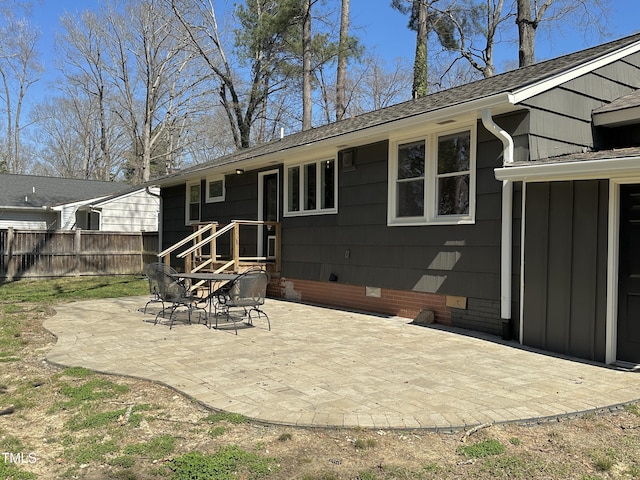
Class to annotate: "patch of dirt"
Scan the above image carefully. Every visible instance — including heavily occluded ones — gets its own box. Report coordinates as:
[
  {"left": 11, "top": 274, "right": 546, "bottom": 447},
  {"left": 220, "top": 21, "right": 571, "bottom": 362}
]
[{"left": 1, "top": 302, "right": 640, "bottom": 479}]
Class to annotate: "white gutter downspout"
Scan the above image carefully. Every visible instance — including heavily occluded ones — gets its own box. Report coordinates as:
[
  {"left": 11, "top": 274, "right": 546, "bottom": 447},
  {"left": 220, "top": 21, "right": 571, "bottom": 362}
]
[{"left": 481, "top": 109, "right": 514, "bottom": 339}]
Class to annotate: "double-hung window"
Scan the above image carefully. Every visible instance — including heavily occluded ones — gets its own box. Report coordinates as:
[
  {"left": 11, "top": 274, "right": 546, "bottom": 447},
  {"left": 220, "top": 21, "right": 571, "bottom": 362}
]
[
  {"left": 388, "top": 127, "right": 475, "bottom": 225},
  {"left": 186, "top": 181, "right": 201, "bottom": 224},
  {"left": 286, "top": 159, "right": 337, "bottom": 215}
]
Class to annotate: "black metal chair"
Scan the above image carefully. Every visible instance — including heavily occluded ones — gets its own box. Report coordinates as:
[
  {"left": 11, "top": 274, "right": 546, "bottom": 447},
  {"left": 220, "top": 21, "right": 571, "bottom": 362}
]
[
  {"left": 215, "top": 268, "right": 270, "bottom": 334},
  {"left": 142, "top": 262, "right": 166, "bottom": 313},
  {"left": 152, "top": 265, "right": 207, "bottom": 329}
]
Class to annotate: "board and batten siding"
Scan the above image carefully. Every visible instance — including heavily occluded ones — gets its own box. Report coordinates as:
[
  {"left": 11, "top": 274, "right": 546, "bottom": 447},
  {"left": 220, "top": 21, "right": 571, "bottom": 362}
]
[
  {"left": 522, "top": 180, "right": 609, "bottom": 362},
  {"left": 520, "top": 52, "right": 640, "bottom": 160}
]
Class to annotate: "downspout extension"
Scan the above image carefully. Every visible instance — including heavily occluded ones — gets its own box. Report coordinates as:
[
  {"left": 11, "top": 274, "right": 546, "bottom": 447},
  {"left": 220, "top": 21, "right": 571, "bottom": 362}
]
[{"left": 481, "top": 109, "right": 514, "bottom": 339}]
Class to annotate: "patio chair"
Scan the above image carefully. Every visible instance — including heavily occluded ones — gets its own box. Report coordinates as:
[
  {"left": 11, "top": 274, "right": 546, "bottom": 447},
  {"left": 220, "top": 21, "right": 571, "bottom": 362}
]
[
  {"left": 142, "top": 262, "right": 166, "bottom": 313},
  {"left": 215, "top": 268, "right": 270, "bottom": 334},
  {"left": 152, "top": 266, "right": 207, "bottom": 329}
]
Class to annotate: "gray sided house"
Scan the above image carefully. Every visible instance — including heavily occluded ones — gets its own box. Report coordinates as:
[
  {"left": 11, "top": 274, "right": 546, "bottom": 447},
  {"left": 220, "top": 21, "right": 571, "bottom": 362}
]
[
  {"left": 0, "top": 174, "right": 160, "bottom": 232},
  {"left": 155, "top": 33, "right": 640, "bottom": 366}
]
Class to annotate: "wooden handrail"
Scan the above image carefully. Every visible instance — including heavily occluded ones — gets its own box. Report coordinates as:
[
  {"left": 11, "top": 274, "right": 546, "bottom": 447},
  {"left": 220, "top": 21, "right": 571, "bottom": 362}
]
[
  {"left": 157, "top": 222, "right": 217, "bottom": 258},
  {"left": 177, "top": 222, "right": 236, "bottom": 258}
]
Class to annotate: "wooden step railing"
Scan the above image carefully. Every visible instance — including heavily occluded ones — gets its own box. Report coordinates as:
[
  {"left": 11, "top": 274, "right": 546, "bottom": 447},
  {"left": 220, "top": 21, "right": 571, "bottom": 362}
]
[{"left": 157, "top": 220, "right": 280, "bottom": 290}]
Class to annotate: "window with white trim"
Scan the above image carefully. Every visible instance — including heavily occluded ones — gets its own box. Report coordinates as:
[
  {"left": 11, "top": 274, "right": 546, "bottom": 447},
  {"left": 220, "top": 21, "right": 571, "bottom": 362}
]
[
  {"left": 205, "top": 176, "right": 225, "bottom": 203},
  {"left": 286, "top": 159, "right": 337, "bottom": 215},
  {"left": 389, "top": 128, "right": 475, "bottom": 225},
  {"left": 186, "top": 181, "right": 201, "bottom": 224}
]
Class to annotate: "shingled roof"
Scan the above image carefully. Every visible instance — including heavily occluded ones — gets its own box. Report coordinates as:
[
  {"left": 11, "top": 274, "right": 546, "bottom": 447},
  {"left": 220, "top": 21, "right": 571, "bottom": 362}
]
[
  {"left": 157, "top": 31, "right": 640, "bottom": 184},
  {"left": 0, "top": 174, "right": 129, "bottom": 208}
]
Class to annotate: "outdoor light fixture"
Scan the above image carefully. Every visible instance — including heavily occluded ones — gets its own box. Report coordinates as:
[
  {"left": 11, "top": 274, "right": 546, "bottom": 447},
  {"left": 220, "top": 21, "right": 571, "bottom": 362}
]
[{"left": 235, "top": 168, "right": 244, "bottom": 175}]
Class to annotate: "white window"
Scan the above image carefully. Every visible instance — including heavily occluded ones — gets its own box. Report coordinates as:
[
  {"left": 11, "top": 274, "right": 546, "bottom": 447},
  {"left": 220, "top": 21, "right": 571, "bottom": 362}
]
[
  {"left": 186, "top": 181, "right": 201, "bottom": 224},
  {"left": 285, "top": 159, "right": 337, "bottom": 215},
  {"left": 388, "top": 127, "right": 475, "bottom": 225},
  {"left": 206, "top": 176, "right": 225, "bottom": 203}
]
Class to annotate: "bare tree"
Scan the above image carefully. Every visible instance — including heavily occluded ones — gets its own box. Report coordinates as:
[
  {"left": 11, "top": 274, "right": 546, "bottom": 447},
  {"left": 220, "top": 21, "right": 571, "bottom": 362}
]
[
  {"left": 302, "top": 0, "right": 313, "bottom": 130},
  {"left": 335, "top": 0, "right": 350, "bottom": 119},
  {"left": 346, "top": 55, "right": 412, "bottom": 115},
  {"left": 517, "top": 0, "right": 610, "bottom": 67},
  {"left": 56, "top": 0, "right": 208, "bottom": 183},
  {"left": 0, "top": 13, "right": 41, "bottom": 173},
  {"left": 57, "top": 10, "right": 116, "bottom": 179},
  {"left": 169, "top": 0, "right": 303, "bottom": 149}
]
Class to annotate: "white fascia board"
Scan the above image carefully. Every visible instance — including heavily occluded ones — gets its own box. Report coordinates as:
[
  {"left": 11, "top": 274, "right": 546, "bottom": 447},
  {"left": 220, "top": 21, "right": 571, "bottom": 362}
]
[
  {"left": 593, "top": 107, "right": 640, "bottom": 127},
  {"left": 494, "top": 156, "right": 640, "bottom": 182},
  {"left": 511, "top": 40, "right": 640, "bottom": 104},
  {"left": 159, "top": 93, "right": 516, "bottom": 186},
  {"left": 0, "top": 205, "right": 52, "bottom": 212}
]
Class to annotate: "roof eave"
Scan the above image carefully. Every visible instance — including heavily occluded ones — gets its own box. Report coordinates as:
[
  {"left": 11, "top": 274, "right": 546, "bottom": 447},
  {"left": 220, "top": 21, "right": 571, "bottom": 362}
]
[
  {"left": 494, "top": 156, "right": 640, "bottom": 182},
  {"left": 155, "top": 92, "right": 516, "bottom": 188},
  {"left": 511, "top": 38, "right": 640, "bottom": 104}
]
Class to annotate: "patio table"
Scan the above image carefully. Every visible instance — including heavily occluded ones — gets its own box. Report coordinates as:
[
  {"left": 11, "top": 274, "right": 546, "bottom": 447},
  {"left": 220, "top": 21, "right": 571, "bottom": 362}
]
[{"left": 171, "top": 272, "right": 239, "bottom": 328}]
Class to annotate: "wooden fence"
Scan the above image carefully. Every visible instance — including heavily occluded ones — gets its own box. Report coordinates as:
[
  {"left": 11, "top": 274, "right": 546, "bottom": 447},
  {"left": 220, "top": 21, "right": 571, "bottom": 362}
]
[{"left": 0, "top": 228, "right": 158, "bottom": 280}]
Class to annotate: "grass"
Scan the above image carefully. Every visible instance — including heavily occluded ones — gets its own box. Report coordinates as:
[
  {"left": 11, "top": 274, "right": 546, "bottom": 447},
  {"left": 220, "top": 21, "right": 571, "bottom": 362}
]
[
  {"left": 123, "top": 434, "right": 177, "bottom": 460},
  {"left": 168, "top": 446, "right": 278, "bottom": 480},
  {"left": 3, "top": 275, "right": 640, "bottom": 479},
  {"left": 0, "top": 275, "right": 148, "bottom": 303},
  {"left": 204, "top": 411, "right": 250, "bottom": 425},
  {"left": 457, "top": 439, "right": 506, "bottom": 458}
]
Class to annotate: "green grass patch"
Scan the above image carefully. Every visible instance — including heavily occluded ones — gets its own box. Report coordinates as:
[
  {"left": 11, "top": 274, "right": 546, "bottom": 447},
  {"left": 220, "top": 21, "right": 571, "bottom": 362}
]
[
  {"left": 209, "top": 426, "right": 226, "bottom": 437},
  {"left": 457, "top": 439, "right": 506, "bottom": 458},
  {"left": 109, "top": 455, "right": 136, "bottom": 468},
  {"left": 64, "top": 435, "right": 120, "bottom": 464},
  {"left": 278, "top": 432, "right": 293, "bottom": 442},
  {"left": 354, "top": 438, "right": 377, "bottom": 450},
  {"left": 203, "top": 411, "right": 249, "bottom": 425},
  {"left": 66, "top": 404, "right": 151, "bottom": 431},
  {"left": 623, "top": 403, "right": 640, "bottom": 416},
  {"left": 124, "top": 434, "right": 176, "bottom": 460},
  {"left": 60, "top": 366, "right": 94, "bottom": 378},
  {"left": 0, "top": 462, "right": 37, "bottom": 480},
  {"left": 168, "top": 446, "right": 278, "bottom": 480},
  {"left": 590, "top": 448, "right": 617, "bottom": 471},
  {"left": 56, "top": 378, "right": 129, "bottom": 409},
  {"left": 66, "top": 408, "right": 128, "bottom": 431},
  {"left": 0, "top": 276, "right": 148, "bottom": 304}
]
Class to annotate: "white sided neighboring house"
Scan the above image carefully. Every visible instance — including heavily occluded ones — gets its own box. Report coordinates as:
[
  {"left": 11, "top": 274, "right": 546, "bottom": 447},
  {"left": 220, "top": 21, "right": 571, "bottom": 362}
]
[{"left": 0, "top": 174, "right": 159, "bottom": 232}]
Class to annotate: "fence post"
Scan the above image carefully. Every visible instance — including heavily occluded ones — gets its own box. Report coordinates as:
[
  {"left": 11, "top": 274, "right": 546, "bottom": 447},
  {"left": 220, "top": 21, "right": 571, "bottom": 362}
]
[
  {"left": 6, "top": 227, "right": 16, "bottom": 281},
  {"left": 75, "top": 229, "right": 82, "bottom": 276}
]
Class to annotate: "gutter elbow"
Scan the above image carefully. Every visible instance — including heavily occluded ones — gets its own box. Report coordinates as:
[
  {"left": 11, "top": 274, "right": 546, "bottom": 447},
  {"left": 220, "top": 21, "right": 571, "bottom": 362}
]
[{"left": 482, "top": 108, "right": 514, "bottom": 165}]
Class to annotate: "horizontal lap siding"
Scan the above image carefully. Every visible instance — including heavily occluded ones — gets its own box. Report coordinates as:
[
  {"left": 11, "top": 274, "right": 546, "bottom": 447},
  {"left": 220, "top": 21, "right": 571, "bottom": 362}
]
[
  {"left": 522, "top": 52, "right": 640, "bottom": 160},
  {"left": 278, "top": 115, "right": 519, "bottom": 330}
]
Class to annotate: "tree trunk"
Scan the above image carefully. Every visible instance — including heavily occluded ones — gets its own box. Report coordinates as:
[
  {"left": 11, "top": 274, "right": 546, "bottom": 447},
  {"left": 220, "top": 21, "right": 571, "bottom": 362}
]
[
  {"left": 516, "top": 0, "right": 536, "bottom": 67},
  {"left": 302, "top": 0, "right": 312, "bottom": 130},
  {"left": 412, "top": 0, "right": 428, "bottom": 98},
  {"left": 335, "top": 0, "right": 350, "bottom": 121}
]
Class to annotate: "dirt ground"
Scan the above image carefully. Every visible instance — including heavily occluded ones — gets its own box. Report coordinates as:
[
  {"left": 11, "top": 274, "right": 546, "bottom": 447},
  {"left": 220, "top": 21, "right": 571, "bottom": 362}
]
[{"left": 1, "top": 302, "right": 640, "bottom": 479}]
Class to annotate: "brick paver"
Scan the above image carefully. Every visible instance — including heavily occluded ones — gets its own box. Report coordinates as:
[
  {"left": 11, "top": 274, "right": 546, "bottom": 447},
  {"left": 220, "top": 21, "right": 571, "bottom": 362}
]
[{"left": 43, "top": 296, "right": 640, "bottom": 431}]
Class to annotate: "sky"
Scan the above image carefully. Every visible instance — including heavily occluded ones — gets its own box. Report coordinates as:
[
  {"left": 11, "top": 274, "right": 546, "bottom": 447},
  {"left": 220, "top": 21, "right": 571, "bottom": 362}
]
[{"left": 23, "top": 0, "right": 640, "bottom": 107}]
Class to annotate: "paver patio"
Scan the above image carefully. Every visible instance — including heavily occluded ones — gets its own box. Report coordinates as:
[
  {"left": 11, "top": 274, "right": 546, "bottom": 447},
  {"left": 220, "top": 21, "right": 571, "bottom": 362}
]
[{"left": 43, "top": 296, "right": 640, "bottom": 430}]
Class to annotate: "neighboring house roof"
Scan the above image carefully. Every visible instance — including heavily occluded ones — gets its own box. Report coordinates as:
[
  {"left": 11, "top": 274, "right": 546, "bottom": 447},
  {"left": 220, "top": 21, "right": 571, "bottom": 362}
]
[
  {"left": 0, "top": 174, "right": 130, "bottom": 209},
  {"left": 155, "top": 32, "right": 640, "bottom": 186}
]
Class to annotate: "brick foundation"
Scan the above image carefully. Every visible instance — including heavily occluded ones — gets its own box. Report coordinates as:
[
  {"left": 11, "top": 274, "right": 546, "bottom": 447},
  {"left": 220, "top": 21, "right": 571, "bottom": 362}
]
[{"left": 267, "top": 275, "right": 452, "bottom": 324}]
